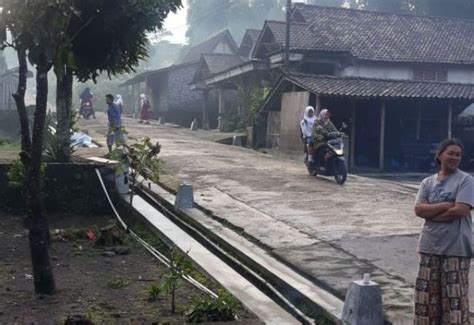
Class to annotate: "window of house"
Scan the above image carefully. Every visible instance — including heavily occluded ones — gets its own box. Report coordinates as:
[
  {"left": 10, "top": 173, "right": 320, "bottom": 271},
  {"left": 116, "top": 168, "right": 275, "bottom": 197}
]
[{"left": 413, "top": 68, "right": 447, "bottom": 82}]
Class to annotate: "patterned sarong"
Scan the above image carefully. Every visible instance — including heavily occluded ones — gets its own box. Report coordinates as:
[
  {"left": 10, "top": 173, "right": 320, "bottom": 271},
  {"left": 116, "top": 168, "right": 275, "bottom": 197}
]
[{"left": 414, "top": 253, "right": 471, "bottom": 324}]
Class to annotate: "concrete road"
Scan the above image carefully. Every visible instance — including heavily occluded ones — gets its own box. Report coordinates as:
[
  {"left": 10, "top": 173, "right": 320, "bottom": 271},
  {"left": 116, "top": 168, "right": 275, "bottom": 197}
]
[{"left": 77, "top": 114, "right": 473, "bottom": 324}]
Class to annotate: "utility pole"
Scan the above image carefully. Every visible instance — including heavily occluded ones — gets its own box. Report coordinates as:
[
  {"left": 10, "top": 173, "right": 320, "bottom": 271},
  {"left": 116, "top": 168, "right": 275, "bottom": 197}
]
[{"left": 285, "top": 0, "right": 291, "bottom": 72}]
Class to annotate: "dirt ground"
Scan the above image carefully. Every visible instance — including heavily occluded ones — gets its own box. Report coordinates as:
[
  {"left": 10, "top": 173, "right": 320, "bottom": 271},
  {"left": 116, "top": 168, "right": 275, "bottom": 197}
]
[{"left": 0, "top": 212, "right": 257, "bottom": 324}]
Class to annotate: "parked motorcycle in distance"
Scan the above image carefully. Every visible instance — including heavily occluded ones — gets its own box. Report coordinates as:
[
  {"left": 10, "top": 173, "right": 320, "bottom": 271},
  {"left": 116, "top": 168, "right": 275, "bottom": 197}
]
[{"left": 305, "top": 123, "right": 348, "bottom": 185}]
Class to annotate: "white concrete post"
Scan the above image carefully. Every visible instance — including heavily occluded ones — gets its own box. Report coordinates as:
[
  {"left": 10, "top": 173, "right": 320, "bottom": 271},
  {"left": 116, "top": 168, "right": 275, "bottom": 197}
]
[
  {"left": 342, "top": 274, "right": 384, "bottom": 325},
  {"left": 175, "top": 183, "right": 194, "bottom": 209}
]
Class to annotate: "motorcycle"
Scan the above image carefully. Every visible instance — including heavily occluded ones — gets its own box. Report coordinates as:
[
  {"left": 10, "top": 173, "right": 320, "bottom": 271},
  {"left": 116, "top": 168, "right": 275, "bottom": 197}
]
[
  {"left": 305, "top": 125, "right": 348, "bottom": 185},
  {"left": 79, "top": 100, "right": 95, "bottom": 120}
]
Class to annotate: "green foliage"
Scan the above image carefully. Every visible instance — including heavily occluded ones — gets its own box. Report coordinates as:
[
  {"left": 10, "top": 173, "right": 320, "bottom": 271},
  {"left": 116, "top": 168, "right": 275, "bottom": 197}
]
[
  {"left": 42, "top": 112, "right": 74, "bottom": 163},
  {"left": 186, "top": 289, "right": 238, "bottom": 323},
  {"left": 238, "top": 86, "right": 270, "bottom": 127},
  {"left": 107, "top": 277, "right": 130, "bottom": 289},
  {"left": 7, "top": 159, "right": 26, "bottom": 189},
  {"left": 111, "top": 136, "right": 161, "bottom": 203},
  {"left": 7, "top": 159, "right": 46, "bottom": 189},
  {"left": 160, "top": 247, "right": 195, "bottom": 314},
  {"left": 69, "top": 0, "right": 182, "bottom": 82},
  {"left": 147, "top": 283, "right": 161, "bottom": 302}
]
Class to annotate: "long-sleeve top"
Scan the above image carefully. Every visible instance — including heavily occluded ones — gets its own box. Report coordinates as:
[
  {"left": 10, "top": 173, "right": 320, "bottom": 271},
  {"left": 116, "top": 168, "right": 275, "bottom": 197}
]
[{"left": 312, "top": 119, "right": 338, "bottom": 149}]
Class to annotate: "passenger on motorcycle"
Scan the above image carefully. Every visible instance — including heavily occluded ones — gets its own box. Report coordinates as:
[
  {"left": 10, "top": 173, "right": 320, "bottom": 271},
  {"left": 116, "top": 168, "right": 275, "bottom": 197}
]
[
  {"left": 312, "top": 109, "right": 339, "bottom": 169},
  {"left": 300, "top": 106, "right": 317, "bottom": 167}
]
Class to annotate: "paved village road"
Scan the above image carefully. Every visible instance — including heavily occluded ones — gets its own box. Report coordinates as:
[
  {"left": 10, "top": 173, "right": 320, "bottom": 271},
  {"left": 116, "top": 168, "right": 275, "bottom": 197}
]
[{"left": 78, "top": 114, "right": 474, "bottom": 324}]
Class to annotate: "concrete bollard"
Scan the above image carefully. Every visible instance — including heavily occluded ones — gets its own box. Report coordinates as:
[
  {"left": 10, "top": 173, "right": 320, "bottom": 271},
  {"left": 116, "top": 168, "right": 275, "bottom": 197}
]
[
  {"left": 175, "top": 183, "right": 194, "bottom": 209},
  {"left": 232, "top": 135, "right": 242, "bottom": 146},
  {"left": 190, "top": 118, "right": 198, "bottom": 131},
  {"left": 115, "top": 164, "right": 129, "bottom": 195},
  {"left": 342, "top": 274, "right": 384, "bottom": 325}
]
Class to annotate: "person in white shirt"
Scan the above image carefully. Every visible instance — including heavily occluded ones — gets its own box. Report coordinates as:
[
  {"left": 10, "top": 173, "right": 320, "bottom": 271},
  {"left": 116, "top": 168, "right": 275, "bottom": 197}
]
[{"left": 300, "top": 106, "right": 317, "bottom": 167}]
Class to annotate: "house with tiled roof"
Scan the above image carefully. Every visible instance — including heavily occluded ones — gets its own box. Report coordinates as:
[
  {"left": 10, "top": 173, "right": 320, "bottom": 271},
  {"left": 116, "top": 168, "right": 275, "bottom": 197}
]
[
  {"left": 189, "top": 28, "right": 274, "bottom": 131},
  {"left": 119, "top": 30, "right": 239, "bottom": 126},
  {"left": 254, "top": 4, "right": 474, "bottom": 172}
]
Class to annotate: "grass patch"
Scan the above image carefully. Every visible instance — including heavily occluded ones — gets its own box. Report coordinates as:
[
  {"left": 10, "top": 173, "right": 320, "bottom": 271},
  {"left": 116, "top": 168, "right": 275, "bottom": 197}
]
[{"left": 107, "top": 277, "right": 130, "bottom": 289}]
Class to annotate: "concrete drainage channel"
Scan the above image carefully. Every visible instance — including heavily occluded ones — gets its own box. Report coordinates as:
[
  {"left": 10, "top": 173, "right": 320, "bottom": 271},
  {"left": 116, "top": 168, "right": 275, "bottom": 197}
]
[{"left": 97, "top": 166, "right": 385, "bottom": 324}]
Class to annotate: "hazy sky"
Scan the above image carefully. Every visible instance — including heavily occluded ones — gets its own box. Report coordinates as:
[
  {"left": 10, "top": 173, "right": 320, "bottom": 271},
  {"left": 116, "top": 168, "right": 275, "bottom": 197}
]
[
  {"left": 161, "top": 0, "right": 189, "bottom": 44},
  {"left": 161, "top": 0, "right": 311, "bottom": 44}
]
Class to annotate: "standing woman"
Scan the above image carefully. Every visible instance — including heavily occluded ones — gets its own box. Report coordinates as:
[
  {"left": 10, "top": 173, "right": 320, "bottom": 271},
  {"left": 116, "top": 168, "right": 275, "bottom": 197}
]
[
  {"left": 139, "top": 94, "right": 150, "bottom": 124},
  {"left": 115, "top": 94, "right": 124, "bottom": 114},
  {"left": 414, "top": 138, "right": 474, "bottom": 324}
]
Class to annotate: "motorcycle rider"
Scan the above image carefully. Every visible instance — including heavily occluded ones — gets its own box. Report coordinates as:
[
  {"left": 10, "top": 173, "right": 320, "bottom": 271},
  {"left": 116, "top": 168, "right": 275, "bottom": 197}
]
[
  {"left": 312, "top": 109, "right": 339, "bottom": 169},
  {"left": 79, "top": 87, "right": 96, "bottom": 119},
  {"left": 300, "top": 106, "right": 317, "bottom": 168}
]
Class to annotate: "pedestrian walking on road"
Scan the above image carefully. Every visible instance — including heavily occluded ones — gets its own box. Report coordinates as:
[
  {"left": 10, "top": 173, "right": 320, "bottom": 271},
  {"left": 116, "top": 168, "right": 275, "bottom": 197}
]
[
  {"left": 139, "top": 93, "right": 150, "bottom": 124},
  {"left": 105, "top": 94, "right": 123, "bottom": 153},
  {"left": 414, "top": 138, "right": 474, "bottom": 324}
]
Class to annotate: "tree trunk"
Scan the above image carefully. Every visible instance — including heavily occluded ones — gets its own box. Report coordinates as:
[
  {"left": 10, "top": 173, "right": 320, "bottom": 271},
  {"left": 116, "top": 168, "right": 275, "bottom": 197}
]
[
  {"left": 26, "top": 63, "right": 55, "bottom": 295},
  {"left": 12, "top": 46, "right": 31, "bottom": 163},
  {"left": 56, "top": 67, "right": 73, "bottom": 163}
]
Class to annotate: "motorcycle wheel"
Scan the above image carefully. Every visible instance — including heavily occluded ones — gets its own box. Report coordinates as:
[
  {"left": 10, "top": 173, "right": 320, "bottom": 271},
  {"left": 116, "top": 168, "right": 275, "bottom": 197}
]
[{"left": 334, "top": 160, "right": 347, "bottom": 185}]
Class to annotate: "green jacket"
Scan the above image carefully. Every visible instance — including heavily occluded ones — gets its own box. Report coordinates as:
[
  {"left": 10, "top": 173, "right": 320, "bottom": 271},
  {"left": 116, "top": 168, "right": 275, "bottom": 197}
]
[{"left": 312, "top": 119, "right": 338, "bottom": 149}]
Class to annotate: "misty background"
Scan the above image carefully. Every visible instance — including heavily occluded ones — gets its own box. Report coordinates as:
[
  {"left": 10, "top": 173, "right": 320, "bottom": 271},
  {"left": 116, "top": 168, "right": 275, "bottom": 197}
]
[{"left": 0, "top": 0, "right": 472, "bottom": 110}]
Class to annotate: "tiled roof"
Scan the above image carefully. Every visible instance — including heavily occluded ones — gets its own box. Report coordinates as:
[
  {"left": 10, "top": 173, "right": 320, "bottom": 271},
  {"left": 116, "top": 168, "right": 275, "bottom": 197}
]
[
  {"left": 181, "top": 30, "right": 239, "bottom": 63},
  {"left": 244, "top": 29, "right": 261, "bottom": 44},
  {"left": 202, "top": 54, "right": 245, "bottom": 75},
  {"left": 263, "top": 21, "right": 320, "bottom": 50},
  {"left": 286, "top": 73, "right": 474, "bottom": 99},
  {"left": 258, "top": 4, "right": 474, "bottom": 64}
]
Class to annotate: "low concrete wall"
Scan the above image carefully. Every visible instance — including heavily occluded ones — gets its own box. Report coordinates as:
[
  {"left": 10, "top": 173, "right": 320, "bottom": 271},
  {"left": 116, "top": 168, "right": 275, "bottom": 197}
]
[{"left": 0, "top": 163, "right": 113, "bottom": 215}]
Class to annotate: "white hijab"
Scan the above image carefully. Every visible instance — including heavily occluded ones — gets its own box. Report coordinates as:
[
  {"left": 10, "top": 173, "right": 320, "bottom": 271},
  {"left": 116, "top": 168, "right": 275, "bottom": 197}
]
[
  {"left": 115, "top": 94, "right": 123, "bottom": 106},
  {"left": 304, "top": 106, "right": 316, "bottom": 124}
]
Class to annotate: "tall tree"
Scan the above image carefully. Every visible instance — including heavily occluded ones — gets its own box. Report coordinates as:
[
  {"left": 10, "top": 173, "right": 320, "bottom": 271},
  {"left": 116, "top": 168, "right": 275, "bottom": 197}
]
[
  {"left": 0, "top": 0, "right": 77, "bottom": 295},
  {"left": 54, "top": 0, "right": 182, "bottom": 162},
  {"left": 0, "top": 0, "right": 182, "bottom": 295}
]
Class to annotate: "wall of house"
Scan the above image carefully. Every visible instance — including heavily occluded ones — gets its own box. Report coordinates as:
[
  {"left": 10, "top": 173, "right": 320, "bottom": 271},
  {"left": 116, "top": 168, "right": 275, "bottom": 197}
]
[
  {"left": 266, "top": 111, "right": 280, "bottom": 148},
  {"left": 166, "top": 63, "right": 204, "bottom": 125},
  {"left": 340, "top": 63, "right": 413, "bottom": 80},
  {"left": 448, "top": 68, "right": 474, "bottom": 84},
  {"left": 279, "top": 91, "right": 310, "bottom": 153},
  {"left": 341, "top": 63, "right": 474, "bottom": 84},
  {"left": 147, "top": 73, "right": 169, "bottom": 120},
  {"left": 0, "top": 75, "right": 18, "bottom": 111}
]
